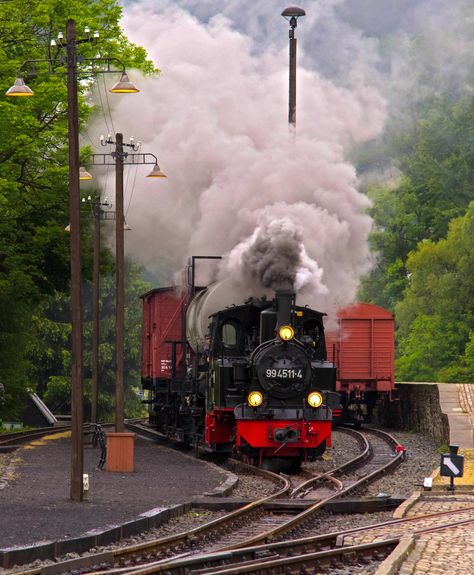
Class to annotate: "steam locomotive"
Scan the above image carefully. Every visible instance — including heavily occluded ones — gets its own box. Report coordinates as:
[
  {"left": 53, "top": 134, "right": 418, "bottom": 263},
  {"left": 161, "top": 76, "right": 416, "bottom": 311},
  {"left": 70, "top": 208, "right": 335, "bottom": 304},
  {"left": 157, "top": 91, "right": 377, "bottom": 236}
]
[{"left": 141, "top": 259, "right": 340, "bottom": 472}]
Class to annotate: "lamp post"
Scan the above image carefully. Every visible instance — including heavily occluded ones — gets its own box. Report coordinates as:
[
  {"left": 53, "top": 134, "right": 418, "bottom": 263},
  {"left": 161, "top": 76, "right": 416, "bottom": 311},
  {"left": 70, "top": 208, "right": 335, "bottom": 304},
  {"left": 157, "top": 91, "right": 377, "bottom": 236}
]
[
  {"left": 66, "top": 18, "right": 84, "bottom": 502},
  {"left": 281, "top": 6, "right": 306, "bottom": 127},
  {"left": 6, "top": 18, "right": 139, "bottom": 501},
  {"left": 78, "top": 191, "right": 132, "bottom": 427},
  {"left": 85, "top": 136, "right": 166, "bottom": 434},
  {"left": 91, "top": 196, "right": 101, "bottom": 426},
  {"left": 114, "top": 132, "right": 126, "bottom": 432}
]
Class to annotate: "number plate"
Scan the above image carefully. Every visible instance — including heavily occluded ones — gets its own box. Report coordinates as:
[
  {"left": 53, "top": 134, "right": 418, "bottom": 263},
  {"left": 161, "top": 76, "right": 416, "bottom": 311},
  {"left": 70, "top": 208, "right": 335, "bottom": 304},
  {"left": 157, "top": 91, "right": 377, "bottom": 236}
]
[{"left": 265, "top": 368, "right": 304, "bottom": 379}]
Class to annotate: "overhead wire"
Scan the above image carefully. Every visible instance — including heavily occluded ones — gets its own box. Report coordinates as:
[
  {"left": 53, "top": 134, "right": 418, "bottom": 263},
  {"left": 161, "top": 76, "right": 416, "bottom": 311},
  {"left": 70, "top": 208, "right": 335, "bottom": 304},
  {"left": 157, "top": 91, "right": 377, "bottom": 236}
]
[
  {"left": 86, "top": 74, "right": 143, "bottom": 220},
  {"left": 82, "top": 128, "right": 98, "bottom": 148},
  {"left": 94, "top": 76, "right": 117, "bottom": 208},
  {"left": 95, "top": 75, "right": 112, "bottom": 136},
  {"left": 125, "top": 161, "right": 139, "bottom": 217},
  {"left": 101, "top": 73, "right": 116, "bottom": 136}
]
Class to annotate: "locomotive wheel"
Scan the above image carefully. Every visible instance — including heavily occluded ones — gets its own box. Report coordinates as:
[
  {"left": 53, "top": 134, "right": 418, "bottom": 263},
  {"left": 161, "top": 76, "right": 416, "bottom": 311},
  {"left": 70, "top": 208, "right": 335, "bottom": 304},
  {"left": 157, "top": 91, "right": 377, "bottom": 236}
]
[{"left": 261, "top": 456, "right": 301, "bottom": 474}]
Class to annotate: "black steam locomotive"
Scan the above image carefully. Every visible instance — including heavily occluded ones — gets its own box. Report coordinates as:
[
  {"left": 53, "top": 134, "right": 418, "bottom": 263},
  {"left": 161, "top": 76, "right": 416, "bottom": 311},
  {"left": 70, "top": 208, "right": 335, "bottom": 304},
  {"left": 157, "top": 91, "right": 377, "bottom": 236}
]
[{"left": 141, "top": 261, "right": 340, "bottom": 472}]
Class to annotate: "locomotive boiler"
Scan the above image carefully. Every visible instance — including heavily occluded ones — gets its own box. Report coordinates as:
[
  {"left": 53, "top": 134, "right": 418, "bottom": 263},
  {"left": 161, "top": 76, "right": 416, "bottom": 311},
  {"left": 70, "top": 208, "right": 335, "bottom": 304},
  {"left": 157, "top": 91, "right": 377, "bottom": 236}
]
[{"left": 141, "top": 263, "right": 340, "bottom": 472}]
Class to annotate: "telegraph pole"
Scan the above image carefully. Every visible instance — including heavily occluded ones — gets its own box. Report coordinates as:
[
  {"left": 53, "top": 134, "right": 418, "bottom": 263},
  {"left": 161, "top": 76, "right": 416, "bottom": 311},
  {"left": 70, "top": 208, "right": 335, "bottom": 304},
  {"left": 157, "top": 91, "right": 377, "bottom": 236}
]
[
  {"left": 91, "top": 199, "right": 101, "bottom": 425},
  {"left": 89, "top": 137, "right": 165, "bottom": 435},
  {"left": 66, "top": 18, "right": 84, "bottom": 502},
  {"left": 115, "top": 133, "right": 125, "bottom": 433}
]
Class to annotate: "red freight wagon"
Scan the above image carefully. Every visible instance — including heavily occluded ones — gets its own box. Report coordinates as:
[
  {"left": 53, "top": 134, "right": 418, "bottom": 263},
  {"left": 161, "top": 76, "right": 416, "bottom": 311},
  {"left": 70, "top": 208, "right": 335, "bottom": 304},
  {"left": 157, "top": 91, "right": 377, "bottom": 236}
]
[
  {"left": 325, "top": 303, "right": 395, "bottom": 422},
  {"left": 141, "top": 287, "right": 187, "bottom": 391}
]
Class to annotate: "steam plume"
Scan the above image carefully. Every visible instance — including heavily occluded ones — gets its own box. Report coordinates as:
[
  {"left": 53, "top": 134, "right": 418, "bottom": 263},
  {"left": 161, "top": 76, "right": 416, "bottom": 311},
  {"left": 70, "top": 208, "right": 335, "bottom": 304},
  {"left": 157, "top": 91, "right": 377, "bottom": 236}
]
[{"left": 88, "top": 2, "right": 387, "bottom": 314}]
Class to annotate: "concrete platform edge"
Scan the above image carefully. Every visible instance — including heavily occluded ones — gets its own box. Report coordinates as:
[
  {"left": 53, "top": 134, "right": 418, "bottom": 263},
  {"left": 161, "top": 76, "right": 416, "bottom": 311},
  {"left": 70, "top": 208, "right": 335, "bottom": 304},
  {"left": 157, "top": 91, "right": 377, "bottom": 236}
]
[
  {"left": 0, "top": 503, "right": 188, "bottom": 570},
  {"left": 203, "top": 471, "right": 239, "bottom": 496},
  {"left": 392, "top": 489, "right": 421, "bottom": 519},
  {"left": 374, "top": 535, "right": 415, "bottom": 575}
]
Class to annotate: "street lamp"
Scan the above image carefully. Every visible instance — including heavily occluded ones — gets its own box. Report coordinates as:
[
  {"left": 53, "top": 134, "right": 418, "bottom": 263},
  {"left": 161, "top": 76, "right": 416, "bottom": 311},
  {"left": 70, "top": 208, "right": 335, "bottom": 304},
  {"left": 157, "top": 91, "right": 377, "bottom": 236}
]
[
  {"left": 5, "top": 18, "right": 139, "bottom": 502},
  {"left": 84, "top": 134, "right": 166, "bottom": 436},
  {"left": 79, "top": 167, "right": 93, "bottom": 180},
  {"left": 146, "top": 163, "right": 167, "bottom": 178},
  {"left": 110, "top": 73, "right": 140, "bottom": 94},
  {"left": 281, "top": 6, "right": 306, "bottom": 127},
  {"left": 5, "top": 77, "right": 34, "bottom": 97}
]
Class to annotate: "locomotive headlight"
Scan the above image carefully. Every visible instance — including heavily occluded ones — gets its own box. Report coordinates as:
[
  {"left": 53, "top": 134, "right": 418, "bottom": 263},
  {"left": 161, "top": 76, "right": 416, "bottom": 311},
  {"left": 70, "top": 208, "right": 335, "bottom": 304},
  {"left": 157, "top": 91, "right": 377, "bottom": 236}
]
[
  {"left": 278, "top": 325, "right": 295, "bottom": 341},
  {"left": 308, "top": 391, "right": 323, "bottom": 408},
  {"left": 247, "top": 391, "right": 264, "bottom": 407}
]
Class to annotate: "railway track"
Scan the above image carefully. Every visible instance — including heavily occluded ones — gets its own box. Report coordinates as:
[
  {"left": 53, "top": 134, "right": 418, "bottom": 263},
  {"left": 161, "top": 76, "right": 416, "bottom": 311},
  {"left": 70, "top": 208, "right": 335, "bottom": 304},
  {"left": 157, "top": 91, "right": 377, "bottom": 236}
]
[
  {"left": 210, "top": 426, "right": 404, "bottom": 550},
  {"left": 90, "top": 506, "right": 474, "bottom": 575},
  {"left": 7, "top": 424, "right": 407, "bottom": 575},
  {"left": 0, "top": 421, "right": 120, "bottom": 453},
  {"left": 0, "top": 425, "right": 72, "bottom": 449}
]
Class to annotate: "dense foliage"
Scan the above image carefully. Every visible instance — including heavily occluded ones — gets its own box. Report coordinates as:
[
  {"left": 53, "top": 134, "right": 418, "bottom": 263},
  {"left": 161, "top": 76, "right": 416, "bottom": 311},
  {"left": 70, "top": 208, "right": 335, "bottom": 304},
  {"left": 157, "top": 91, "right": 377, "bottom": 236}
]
[
  {"left": 393, "top": 202, "right": 474, "bottom": 382},
  {"left": 360, "top": 88, "right": 474, "bottom": 383},
  {"left": 32, "top": 260, "right": 151, "bottom": 419},
  {"left": 0, "top": 0, "right": 154, "bottom": 421}
]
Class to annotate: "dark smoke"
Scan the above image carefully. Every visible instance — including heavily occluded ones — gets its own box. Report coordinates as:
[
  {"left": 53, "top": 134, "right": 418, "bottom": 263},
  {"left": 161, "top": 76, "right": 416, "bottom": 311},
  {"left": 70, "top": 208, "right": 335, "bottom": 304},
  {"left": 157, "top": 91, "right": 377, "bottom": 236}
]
[
  {"left": 223, "top": 216, "right": 328, "bottom": 298},
  {"left": 240, "top": 219, "right": 305, "bottom": 291}
]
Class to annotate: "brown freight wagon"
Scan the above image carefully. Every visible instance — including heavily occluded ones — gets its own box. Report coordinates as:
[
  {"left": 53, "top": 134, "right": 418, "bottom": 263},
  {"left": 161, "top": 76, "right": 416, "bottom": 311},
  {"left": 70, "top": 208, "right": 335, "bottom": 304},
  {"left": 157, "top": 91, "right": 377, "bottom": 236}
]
[
  {"left": 141, "top": 288, "right": 188, "bottom": 425},
  {"left": 325, "top": 302, "right": 395, "bottom": 421}
]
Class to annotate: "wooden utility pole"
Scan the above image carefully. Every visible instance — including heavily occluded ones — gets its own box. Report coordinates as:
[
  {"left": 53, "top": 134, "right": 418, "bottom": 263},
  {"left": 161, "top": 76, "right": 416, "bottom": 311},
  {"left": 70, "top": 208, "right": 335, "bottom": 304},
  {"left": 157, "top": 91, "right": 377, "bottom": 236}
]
[
  {"left": 67, "top": 18, "right": 84, "bottom": 502},
  {"left": 115, "top": 133, "right": 125, "bottom": 432},
  {"left": 91, "top": 200, "right": 100, "bottom": 425}
]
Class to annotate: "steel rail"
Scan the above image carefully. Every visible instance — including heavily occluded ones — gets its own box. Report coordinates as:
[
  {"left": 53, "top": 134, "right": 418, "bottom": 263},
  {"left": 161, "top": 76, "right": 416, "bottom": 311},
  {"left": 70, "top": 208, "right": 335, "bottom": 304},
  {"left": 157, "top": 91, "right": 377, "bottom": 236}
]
[
  {"left": 215, "top": 426, "right": 403, "bottom": 550},
  {"left": 7, "top": 425, "right": 398, "bottom": 575},
  {"left": 110, "top": 507, "right": 474, "bottom": 575},
  {"left": 0, "top": 420, "right": 122, "bottom": 447},
  {"left": 107, "top": 459, "right": 291, "bottom": 567},
  {"left": 290, "top": 426, "right": 370, "bottom": 497},
  {"left": 189, "top": 517, "right": 474, "bottom": 575},
  {"left": 0, "top": 425, "right": 72, "bottom": 446}
]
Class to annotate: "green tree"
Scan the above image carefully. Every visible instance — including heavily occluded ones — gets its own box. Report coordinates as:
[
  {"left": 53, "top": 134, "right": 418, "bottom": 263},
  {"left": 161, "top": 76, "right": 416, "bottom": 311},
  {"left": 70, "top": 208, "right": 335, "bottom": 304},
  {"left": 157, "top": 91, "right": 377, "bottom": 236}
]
[
  {"left": 359, "top": 177, "right": 428, "bottom": 309},
  {"left": 360, "top": 93, "right": 474, "bottom": 312},
  {"left": 395, "top": 203, "right": 474, "bottom": 382},
  {"left": 34, "top": 260, "right": 151, "bottom": 420},
  {"left": 0, "top": 0, "right": 155, "bottom": 420}
]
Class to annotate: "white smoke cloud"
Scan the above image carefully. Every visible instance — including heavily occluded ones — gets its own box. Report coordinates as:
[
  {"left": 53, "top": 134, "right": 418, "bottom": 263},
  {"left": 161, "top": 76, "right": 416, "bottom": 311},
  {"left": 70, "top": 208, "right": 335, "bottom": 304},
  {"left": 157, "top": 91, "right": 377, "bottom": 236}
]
[{"left": 89, "top": 1, "right": 386, "bottom": 315}]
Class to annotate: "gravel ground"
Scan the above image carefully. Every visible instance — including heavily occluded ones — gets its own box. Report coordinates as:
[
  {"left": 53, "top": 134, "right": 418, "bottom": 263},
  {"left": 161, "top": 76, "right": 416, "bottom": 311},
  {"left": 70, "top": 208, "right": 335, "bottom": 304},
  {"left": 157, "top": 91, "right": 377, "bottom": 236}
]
[
  {"left": 297, "top": 427, "right": 440, "bottom": 540},
  {"left": 328, "top": 560, "right": 382, "bottom": 575},
  {"left": 305, "top": 428, "right": 363, "bottom": 473},
  {"left": 98, "top": 508, "right": 228, "bottom": 550},
  {"left": 224, "top": 466, "right": 277, "bottom": 498},
  {"left": 306, "top": 427, "right": 440, "bottom": 499},
  {"left": 364, "top": 429, "right": 439, "bottom": 498}
]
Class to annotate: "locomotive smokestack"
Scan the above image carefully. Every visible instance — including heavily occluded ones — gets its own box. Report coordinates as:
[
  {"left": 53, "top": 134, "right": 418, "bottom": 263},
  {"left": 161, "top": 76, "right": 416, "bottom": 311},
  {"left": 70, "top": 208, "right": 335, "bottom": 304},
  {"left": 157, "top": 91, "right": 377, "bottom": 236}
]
[{"left": 276, "top": 290, "right": 295, "bottom": 327}]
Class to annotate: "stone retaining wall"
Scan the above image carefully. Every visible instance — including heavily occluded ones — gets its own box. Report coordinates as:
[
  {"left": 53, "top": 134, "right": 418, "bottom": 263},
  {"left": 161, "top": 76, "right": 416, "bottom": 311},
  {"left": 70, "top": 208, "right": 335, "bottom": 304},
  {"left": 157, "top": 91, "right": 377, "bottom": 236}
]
[{"left": 375, "top": 383, "right": 449, "bottom": 445}]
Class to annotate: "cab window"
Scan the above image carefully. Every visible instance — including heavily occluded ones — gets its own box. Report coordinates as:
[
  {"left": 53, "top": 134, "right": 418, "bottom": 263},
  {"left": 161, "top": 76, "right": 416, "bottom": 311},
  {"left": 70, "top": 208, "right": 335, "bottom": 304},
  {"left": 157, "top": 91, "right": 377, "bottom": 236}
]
[{"left": 221, "top": 321, "right": 238, "bottom": 348}]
